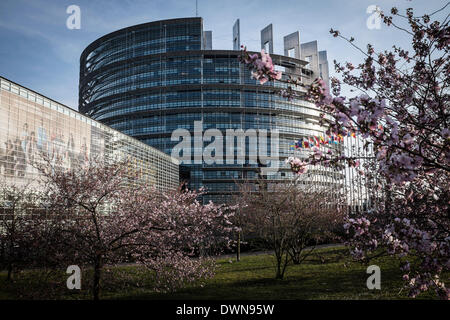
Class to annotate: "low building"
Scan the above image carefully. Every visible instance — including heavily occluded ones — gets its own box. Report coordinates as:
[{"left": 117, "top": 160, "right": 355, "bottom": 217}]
[{"left": 0, "top": 76, "right": 179, "bottom": 190}]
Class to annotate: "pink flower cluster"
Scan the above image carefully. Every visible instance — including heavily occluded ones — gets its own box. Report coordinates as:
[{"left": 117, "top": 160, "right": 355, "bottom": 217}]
[
  {"left": 344, "top": 171, "right": 449, "bottom": 299},
  {"left": 21, "top": 159, "right": 239, "bottom": 298},
  {"left": 240, "top": 46, "right": 282, "bottom": 84},
  {"left": 239, "top": 4, "right": 450, "bottom": 299},
  {"left": 285, "top": 157, "right": 308, "bottom": 174}
]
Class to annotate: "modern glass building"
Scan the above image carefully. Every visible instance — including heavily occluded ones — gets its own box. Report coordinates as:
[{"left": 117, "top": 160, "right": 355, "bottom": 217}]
[
  {"left": 79, "top": 17, "right": 344, "bottom": 202},
  {"left": 0, "top": 76, "right": 179, "bottom": 191}
]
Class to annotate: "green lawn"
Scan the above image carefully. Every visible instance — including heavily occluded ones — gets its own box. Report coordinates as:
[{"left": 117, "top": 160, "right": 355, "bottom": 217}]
[{"left": 0, "top": 246, "right": 447, "bottom": 300}]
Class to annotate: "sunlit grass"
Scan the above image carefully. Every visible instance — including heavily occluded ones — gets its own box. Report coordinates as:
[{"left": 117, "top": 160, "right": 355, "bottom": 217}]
[{"left": 0, "top": 246, "right": 447, "bottom": 300}]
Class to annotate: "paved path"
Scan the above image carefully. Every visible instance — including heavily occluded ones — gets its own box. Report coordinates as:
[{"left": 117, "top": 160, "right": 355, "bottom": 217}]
[{"left": 217, "top": 243, "right": 344, "bottom": 260}]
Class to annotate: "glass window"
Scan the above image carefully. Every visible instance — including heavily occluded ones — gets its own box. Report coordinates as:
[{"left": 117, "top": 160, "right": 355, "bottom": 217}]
[{"left": 288, "top": 48, "right": 295, "bottom": 58}]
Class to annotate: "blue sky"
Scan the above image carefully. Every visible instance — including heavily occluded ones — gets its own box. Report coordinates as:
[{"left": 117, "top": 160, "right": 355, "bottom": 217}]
[{"left": 0, "top": 0, "right": 447, "bottom": 109}]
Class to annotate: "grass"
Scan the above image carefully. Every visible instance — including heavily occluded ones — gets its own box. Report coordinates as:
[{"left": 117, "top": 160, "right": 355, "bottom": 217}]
[{"left": 0, "top": 246, "right": 447, "bottom": 300}]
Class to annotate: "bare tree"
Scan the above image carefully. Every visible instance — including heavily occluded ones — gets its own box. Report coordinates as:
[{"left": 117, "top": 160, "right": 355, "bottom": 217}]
[
  {"left": 238, "top": 177, "right": 344, "bottom": 279},
  {"left": 0, "top": 183, "right": 42, "bottom": 281}
]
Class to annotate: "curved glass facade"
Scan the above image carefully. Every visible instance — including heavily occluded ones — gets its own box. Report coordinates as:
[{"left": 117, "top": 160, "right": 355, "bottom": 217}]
[{"left": 79, "top": 17, "right": 344, "bottom": 203}]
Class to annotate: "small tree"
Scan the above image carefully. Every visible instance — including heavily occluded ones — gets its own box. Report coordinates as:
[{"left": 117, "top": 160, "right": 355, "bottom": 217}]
[
  {"left": 35, "top": 158, "right": 236, "bottom": 299},
  {"left": 238, "top": 178, "right": 344, "bottom": 279},
  {"left": 130, "top": 187, "right": 237, "bottom": 292},
  {"left": 0, "top": 184, "right": 42, "bottom": 281}
]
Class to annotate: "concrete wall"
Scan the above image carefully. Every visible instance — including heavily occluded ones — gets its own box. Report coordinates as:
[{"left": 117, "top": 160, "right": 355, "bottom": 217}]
[
  {"left": 233, "top": 19, "right": 240, "bottom": 50},
  {"left": 319, "top": 50, "right": 330, "bottom": 89},
  {"left": 204, "top": 31, "right": 212, "bottom": 50},
  {"left": 300, "top": 41, "right": 319, "bottom": 76},
  {"left": 283, "top": 31, "right": 300, "bottom": 59},
  {"left": 260, "top": 24, "right": 273, "bottom": 53}
]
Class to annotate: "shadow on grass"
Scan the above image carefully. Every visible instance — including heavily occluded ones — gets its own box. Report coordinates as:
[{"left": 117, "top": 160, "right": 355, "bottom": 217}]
[
  {"left": 1, "top": 246, "right": 447, "bottom": 300},
  {"left": 121, "top": 255, "right": 408, "bottom": 300}
]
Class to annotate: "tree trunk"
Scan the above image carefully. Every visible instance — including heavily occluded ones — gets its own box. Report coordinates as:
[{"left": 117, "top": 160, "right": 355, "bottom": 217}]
[
  {"left": 7, "top": 240, "right": 14, "bottom": 281},
  {"left": 93, "top": 256, "right": 102, "bottom": 301},
  {"left": 275, "top": 256, "right": 284, "bottom": 280},
  {"left": 290, "top": 249, "right": 302, "bottom": 265},
  {"left": 7, "top": 263, "right": 12, "bottom": 281},
  {"left": 236, "top": 232, "right": 241, "bottom": 262},
  {"left": 275, "top": 253, "right": 289, "bottom": 279},
  {"left": 275, "top": 265, "right": 284, "bottom": 279}
]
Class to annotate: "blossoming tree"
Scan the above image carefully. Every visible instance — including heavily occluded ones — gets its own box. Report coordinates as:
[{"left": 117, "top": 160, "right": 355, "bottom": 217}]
[
  {"left": 239, "top": 5, "right": 449, "bottom": 299},
  {"left": 0, "top": 184, "right": 42, "bottom": 281},
  {"left": 34, "top": 158, "right": 236, "bottom": 300}
]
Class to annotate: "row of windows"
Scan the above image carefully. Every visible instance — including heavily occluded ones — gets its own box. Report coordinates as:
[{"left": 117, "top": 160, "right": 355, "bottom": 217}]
[
  {"left": 108, "top": 112, "right": 307, "bottom": 126},
  {"left": 203, "top": 170, "right": 259, "bottom": 179},
  {"left": 93, "top": 101, "right": 321, "bottom": 121},
  {"left": 0, "top": 78, "right": 179, "bottom": 191},
  {"left": 82, "top": 59, "right": 301, "bottom": 102},
  {"left": 112, "top": 122, "right": 324, "bottom": 137},
  {"left": 86, "top": 82, "right": 315, "bottom": 114},
  {"left": 89, "top": 89, "right": 315, "bottom": 114},
  {"left": 85, "top": 23, "right": 202, "bottom": 72},
  {"left": 81, "top": 57, "right": 267, "bottom": 104}
]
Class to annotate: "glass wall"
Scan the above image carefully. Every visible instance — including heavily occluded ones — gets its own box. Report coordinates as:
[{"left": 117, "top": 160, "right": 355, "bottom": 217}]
[
  {"left": 0, "top": 77, "right": 179, "bottom": 191},
  {"left": 79, "top": 18, "right": 344, "bottom": 203}
]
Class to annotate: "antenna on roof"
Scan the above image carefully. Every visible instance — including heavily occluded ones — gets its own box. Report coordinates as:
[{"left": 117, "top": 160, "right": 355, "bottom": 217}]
[{"left": 196, "top": 0, "right": 198, "bottom": 17}]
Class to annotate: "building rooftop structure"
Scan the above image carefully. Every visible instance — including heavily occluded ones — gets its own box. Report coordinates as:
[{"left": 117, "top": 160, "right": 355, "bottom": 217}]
[{"left": 78, "top": 17, "right": 340, "bottom": 203}]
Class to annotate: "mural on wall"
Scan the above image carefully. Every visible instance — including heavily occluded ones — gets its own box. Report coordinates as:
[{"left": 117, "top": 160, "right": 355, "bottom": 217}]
[
  {"left": 0, "top": 90, "right": 108, "bottom": 183},
  {"left": 0, "top": 83, "right": 176, "bottom": 190}
]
